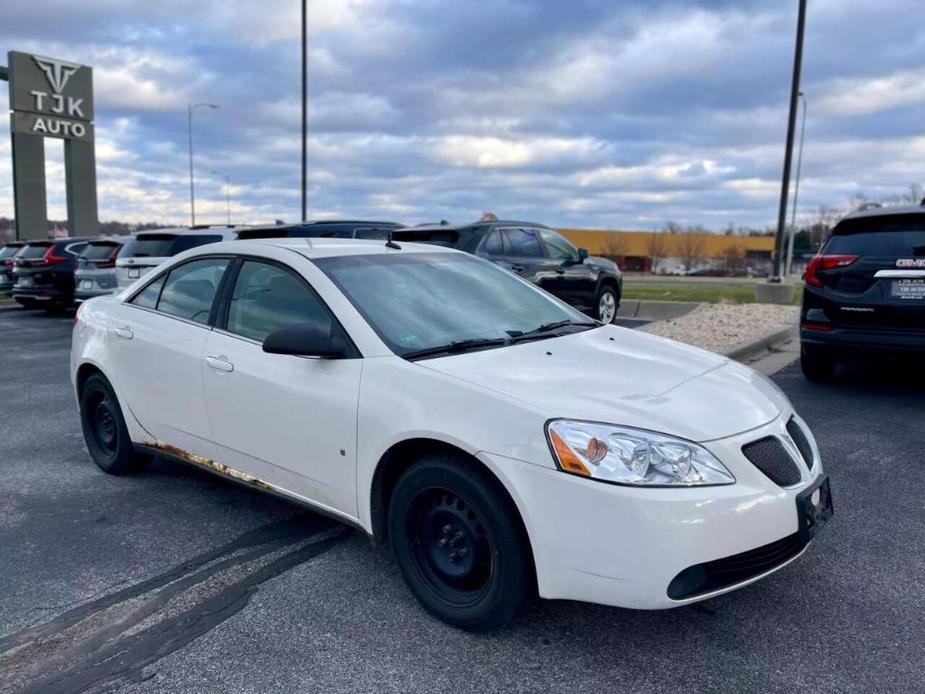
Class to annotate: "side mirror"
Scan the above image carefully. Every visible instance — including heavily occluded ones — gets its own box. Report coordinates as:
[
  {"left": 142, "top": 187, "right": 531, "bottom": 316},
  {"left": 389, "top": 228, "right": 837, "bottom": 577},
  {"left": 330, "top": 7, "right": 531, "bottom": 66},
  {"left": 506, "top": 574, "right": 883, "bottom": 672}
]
[
  {"left": 262, "top": 321, "right": 348, "bottom": 359},
  {"left": 578, "top": 248, "right": 589, "bottom": 262}
]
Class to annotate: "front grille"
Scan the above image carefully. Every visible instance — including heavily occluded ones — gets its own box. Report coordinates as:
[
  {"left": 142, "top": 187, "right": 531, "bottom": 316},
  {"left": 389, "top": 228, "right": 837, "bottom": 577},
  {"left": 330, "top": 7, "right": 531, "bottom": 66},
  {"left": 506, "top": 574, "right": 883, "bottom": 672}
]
[
  {"left": 786, "top": 417, "right": 814, "bottom": 470},
  {"left": 667, "top": 533, "right": 805, "bottom": 600},
  {"left": 741, "top": 436, "right": 802, "bottom": 486}
]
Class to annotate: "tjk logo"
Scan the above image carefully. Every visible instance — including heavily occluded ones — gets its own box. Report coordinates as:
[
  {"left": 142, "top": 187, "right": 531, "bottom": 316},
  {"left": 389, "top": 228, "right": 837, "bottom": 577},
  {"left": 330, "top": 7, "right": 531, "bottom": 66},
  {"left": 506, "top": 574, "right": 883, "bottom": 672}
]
[{"left": 30, "top": 56, "right": 85, "bottom": 119}]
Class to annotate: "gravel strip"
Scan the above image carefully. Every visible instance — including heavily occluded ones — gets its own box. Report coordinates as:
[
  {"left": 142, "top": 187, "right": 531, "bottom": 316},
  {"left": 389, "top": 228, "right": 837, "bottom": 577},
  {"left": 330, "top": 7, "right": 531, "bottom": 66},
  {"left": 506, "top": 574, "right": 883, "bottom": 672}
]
[{"left": 641, "top": 302, "right": 799, "bottom": 354}]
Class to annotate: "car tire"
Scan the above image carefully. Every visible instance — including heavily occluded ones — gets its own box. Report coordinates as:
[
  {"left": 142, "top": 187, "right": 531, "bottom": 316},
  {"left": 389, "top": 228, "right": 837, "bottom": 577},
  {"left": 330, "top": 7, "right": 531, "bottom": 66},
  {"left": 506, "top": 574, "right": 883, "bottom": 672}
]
[
  {"left": 388, "top": 454, "right": 534, "bottom": 631},
  {"left": 595, "top": 285, "right": 619, "bottom": 324},
  {"left": 79, "top": 373, "right": 150, "bottom": 475},
  {"left": 800, "top": 345, "right": 836, "bottom": 382}
]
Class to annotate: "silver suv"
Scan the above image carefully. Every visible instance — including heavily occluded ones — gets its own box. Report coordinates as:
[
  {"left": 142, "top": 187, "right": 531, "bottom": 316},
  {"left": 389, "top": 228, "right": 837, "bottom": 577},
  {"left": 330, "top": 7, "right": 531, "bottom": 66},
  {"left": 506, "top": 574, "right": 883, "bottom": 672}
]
[
  {"left": 115, "top": 227, "right": 242, "bottom": 290},
  {"left": 75, "top": 236, "right": 130, "bottom": 302}
]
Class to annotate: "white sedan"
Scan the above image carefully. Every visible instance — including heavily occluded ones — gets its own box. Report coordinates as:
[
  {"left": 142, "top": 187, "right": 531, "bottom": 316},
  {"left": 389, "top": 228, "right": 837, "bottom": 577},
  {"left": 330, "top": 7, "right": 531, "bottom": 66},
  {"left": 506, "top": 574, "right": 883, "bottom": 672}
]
[{"left": 71, "top": 238, "right": 832, "bottom": 630}]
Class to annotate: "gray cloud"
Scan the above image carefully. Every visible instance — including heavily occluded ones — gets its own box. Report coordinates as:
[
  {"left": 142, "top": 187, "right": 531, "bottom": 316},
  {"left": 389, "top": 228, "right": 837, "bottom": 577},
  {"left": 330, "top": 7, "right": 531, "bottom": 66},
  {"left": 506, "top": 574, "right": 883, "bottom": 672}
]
[{"left": 1, "top": 0, "right": 924, "bottom": 229}]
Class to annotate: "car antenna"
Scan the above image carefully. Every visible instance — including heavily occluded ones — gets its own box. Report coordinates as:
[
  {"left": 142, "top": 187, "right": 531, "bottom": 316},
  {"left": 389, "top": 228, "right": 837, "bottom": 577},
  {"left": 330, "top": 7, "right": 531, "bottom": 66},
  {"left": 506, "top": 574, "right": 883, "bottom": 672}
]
[{"left": 385, "top": 230, "right": 401, "bottom": 250}]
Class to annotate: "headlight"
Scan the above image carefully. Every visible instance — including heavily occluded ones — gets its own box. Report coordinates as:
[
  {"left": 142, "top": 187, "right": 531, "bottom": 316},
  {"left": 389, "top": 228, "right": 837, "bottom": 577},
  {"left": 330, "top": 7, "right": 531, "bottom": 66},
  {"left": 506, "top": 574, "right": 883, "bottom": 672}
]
[{"left": 546, "top": 419, "right": 735, "bottom": 486}]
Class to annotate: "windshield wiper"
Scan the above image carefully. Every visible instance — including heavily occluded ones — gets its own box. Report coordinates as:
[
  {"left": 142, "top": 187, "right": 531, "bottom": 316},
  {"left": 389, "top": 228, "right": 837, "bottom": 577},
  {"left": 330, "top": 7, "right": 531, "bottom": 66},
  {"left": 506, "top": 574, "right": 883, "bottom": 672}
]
[
  {"left": 509, "top": 319, "right": 599, "bottom": 341},
  {"left": 403, "top": 337, "right": 511, "bottom": 360}
]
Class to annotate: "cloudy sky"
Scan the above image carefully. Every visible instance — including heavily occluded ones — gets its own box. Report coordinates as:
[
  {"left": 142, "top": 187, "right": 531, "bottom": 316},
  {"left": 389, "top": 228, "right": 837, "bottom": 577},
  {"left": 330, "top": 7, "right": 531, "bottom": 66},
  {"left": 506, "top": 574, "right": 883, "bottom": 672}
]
[{"left": 1, "top": 0, "right": 924, "bottom": 230}]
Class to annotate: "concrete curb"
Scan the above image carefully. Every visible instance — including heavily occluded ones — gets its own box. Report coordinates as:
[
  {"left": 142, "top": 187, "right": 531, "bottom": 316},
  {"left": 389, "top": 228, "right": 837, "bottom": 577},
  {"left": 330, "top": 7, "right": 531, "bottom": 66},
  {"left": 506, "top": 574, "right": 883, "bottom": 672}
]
[
  {"left": 618, "top": 299, "right": 700, "bottom": 321},
  {"left": 725, "top": 324, "right": 799, "bottom": 362}
]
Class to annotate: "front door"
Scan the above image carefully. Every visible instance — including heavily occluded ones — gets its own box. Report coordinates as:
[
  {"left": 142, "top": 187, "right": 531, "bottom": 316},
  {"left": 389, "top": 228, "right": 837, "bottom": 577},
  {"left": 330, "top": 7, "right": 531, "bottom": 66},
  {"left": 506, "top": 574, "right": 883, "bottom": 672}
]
[{"left": 201, "top": 258, "right": 362, "bottom": 518}]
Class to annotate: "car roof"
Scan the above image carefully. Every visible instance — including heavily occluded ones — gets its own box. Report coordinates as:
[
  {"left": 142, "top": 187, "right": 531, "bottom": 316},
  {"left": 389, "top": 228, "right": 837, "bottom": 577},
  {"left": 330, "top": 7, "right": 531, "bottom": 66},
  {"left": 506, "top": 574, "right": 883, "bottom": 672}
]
[
  {"left": 841, "top": 203, "right": 925, "bottom": 221},
  {"left": 397, "top": 220, "right": 552, "bottom": 233},
  {"left": 134, "top": 226, "right": 242, "bottom": 239},
  {"left": 86, "top": 235, "right": 132, "bottom": 244},
  {"left": 22, "top": 237, "right": 96, "bottom": 244},
  {"left": 208, "top": 237, "right": 461, "bottom": 260}
]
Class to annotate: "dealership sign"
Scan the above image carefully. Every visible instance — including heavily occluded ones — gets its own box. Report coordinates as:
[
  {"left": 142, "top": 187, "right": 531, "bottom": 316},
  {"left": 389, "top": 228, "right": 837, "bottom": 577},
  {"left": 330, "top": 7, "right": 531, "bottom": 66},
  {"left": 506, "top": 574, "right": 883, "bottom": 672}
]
[{"left": 8, "top": 52, "right": 94, "bottom": 141}]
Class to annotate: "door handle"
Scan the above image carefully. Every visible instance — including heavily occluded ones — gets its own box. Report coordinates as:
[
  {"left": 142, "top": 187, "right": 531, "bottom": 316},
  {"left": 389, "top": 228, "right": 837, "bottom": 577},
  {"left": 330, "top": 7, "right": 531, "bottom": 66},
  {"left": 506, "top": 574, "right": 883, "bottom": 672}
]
[
  {"left": 113, "top": 326, "right": 134, "bottom": 340},
  {"left": 205, "top": 355, "right": 234, "bottom": 373},
  {"left": 510, "top": 264, "right": 526, "bottom": 273}
]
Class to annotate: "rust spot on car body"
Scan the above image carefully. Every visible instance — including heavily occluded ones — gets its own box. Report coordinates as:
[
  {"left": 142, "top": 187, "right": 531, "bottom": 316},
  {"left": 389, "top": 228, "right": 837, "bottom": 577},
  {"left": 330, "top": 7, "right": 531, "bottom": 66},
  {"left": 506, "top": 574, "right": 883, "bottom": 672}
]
[{"left": 147, "top": 441, "right": 274, "bottom": 492}]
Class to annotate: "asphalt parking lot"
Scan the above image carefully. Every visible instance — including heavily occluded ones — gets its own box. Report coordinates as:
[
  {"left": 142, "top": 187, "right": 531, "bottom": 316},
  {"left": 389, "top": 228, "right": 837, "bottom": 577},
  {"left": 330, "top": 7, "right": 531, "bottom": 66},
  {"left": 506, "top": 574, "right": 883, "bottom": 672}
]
[{"left": 1, "top": 306, "right": 922, "bottom": 693}]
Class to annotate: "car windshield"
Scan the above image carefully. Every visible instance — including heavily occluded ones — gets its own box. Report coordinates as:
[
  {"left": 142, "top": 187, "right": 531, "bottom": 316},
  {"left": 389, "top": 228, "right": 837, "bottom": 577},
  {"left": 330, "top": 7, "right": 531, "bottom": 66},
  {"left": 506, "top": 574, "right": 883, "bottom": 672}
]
[
  {"left": 314, "top": 252, "right": 595, "bottom": 358},
  {"left": 119, "top": 234, "right": 222, "bottom": 258},
  {"left": 20, "top": 243, "right": 53, "bottom": 259},
  {"left": 827, "top": 216, "right": 925, "bottom": 256},
  {"left": 0, "top": 245, "right": 23, "bottom": 259},
  {"left": 80, "top": 242, "right": 120, "bottom": 260}
]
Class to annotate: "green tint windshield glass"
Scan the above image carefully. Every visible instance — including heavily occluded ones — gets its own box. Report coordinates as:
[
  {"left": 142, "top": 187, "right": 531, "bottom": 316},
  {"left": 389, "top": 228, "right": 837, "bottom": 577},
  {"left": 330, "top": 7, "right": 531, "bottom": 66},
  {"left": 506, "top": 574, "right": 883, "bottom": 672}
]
[{"left": 314, "top": 252, "right": 591, "bottom": 356}]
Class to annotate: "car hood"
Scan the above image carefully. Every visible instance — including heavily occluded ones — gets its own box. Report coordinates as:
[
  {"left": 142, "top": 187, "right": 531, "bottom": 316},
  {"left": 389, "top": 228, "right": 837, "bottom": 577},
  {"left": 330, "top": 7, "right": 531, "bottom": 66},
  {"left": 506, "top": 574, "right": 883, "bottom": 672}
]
[{"left": 416, "top": 325, "right": 786, "bottom": 442}]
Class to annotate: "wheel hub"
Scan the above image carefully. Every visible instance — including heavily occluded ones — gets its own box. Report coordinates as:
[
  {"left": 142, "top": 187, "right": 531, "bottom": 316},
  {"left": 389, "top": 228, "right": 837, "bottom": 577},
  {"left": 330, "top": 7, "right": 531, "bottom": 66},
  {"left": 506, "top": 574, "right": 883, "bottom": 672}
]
[{"left": 94, "top": 403, "right": 117, "bottom": 451}]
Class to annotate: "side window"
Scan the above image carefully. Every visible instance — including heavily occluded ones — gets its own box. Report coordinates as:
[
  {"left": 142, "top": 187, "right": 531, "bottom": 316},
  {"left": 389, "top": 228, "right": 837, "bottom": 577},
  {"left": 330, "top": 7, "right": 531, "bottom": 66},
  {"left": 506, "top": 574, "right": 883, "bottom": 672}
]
[
  {"left": 538, "top": 228, "right": 579, "bottom": 262},
  {"left": 131, "top": 274, "right": 165, "bottom": 309},
  {"left": 225, "top": 260, "right": 333, "bottom": 342},
  {"left": 503, "top": 228, "right": 542, "bottom": 257},
  {"left": 156, "top": 258, "right": 230, "bottom": 324},
  {"left": 482, "top": 230, "right": 506, "bottom": 256}
]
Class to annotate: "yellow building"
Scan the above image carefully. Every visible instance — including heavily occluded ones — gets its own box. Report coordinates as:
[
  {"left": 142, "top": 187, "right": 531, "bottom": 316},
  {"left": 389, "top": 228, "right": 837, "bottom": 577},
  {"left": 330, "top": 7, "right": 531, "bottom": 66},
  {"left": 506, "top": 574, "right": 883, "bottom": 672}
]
[{"left": 556, "top": 228, "right": 775, "bottom": 272}]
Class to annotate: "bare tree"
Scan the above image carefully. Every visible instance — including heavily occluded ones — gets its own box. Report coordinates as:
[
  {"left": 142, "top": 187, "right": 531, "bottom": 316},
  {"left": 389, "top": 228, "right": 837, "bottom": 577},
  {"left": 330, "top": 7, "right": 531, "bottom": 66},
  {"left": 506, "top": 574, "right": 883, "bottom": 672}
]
[
  {"left": 804, "top": 205, "right": 842, "bottom": 251},
  {"left": 646, "top": 232, "right": 670, "bottom": 273},
  {"left": 673, "top": 230, "right": 706, "bottom": 273},
  {"left": 600, "top": 232, "right": 632, "bottom": 261},
  {"left": 721, "top": 242, "right": 747, "bottom": 275}
]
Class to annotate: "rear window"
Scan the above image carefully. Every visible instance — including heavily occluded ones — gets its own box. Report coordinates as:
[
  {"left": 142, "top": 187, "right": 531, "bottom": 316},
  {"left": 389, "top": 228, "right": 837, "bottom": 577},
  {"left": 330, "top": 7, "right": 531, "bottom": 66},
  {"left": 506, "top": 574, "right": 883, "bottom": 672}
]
[
  {"left": 0, "top": 245, "right": 23, "bottom": 259},
  {"left": 119, "top": 234, "right": 222, "bottom": 258},
  {"left": 80, "top": 242, "right": 120, "bottom": 260},
  {"left": 20, "top": 243, "right": 52, "bottom": 259},
  {"left": 827, "top": 216, "right": 925, "bottom": 257}
]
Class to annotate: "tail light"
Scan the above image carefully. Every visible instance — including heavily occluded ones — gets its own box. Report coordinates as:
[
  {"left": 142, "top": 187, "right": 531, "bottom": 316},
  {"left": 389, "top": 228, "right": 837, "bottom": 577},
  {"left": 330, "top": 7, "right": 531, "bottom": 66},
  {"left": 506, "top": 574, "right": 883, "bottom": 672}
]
[
  {"left": 804, "top": 255, "right": 858, "bottom": 287},
  {"left": 43, "top": 245, "right": 68, "bottom": 266}
]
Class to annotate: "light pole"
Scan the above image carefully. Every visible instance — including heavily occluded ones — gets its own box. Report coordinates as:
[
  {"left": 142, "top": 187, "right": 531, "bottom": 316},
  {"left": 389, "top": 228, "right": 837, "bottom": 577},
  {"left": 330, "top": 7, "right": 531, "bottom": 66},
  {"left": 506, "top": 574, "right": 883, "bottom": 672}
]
[
  {"left": 785, "top": 92, "right": 807, "bottom": 277},
  {"left": 301, "top": 0, "right": 308, "bottom": 221},
  {"left": 187, "top": 102, "right": 219, "bottom": 227},
  {"left": 211, "top": 171, "right": 231, "bottom": 225},
  {"left": 771, "top": 0, "right": 807, "bottom": 282}
]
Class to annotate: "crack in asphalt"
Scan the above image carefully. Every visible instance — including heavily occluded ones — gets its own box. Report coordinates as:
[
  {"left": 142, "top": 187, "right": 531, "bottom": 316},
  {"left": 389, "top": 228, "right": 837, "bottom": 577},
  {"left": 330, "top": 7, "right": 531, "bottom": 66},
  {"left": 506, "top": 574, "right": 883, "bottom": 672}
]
[{"left": 0, "top": 513, "right": 349, "bottom": 693}]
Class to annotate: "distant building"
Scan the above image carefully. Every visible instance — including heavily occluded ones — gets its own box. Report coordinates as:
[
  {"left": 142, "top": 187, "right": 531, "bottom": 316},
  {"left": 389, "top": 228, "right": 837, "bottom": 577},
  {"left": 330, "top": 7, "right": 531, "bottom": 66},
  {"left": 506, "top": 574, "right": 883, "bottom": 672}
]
[{"left": 557, "top": 228, "right": 775, "bottom": 274}]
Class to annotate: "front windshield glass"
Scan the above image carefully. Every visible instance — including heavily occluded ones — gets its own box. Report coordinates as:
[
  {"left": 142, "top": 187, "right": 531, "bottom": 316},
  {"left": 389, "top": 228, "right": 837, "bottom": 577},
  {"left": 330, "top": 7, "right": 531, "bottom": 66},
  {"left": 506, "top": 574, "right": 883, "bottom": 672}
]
[{"left": 314, "top": 252, "right": 595, "bottom": 357}]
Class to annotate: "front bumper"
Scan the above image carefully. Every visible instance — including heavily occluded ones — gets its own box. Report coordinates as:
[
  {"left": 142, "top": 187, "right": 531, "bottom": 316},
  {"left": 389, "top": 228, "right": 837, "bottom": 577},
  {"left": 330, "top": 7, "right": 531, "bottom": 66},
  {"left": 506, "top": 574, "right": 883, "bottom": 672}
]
[{"left": 479, "top": 414, "right": 827, "bottom": 609}]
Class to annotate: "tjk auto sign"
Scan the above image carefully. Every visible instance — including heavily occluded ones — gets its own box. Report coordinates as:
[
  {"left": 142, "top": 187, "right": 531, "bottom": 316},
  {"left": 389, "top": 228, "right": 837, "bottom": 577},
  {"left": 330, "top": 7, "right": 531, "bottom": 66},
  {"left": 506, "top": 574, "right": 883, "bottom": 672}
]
[{"left": 9, "top": 51, "right": 94, "bottom": 141}]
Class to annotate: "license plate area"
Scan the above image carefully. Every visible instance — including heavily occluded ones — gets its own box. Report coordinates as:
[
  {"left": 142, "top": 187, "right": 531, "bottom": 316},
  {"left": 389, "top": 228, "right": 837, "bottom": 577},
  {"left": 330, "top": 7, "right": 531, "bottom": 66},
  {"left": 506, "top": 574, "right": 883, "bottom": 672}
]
[
  {"left": 890, "top": 278, "right": 925, "bottom": 300},
  {"left": 127, "top": 268, "right": 140, "bottom": 279},
  {"left": 80, "top": 280, "right": 93, "bottom": 290},
  {"left": 796, "top": 475, "right": 833, "bottom": 543}
]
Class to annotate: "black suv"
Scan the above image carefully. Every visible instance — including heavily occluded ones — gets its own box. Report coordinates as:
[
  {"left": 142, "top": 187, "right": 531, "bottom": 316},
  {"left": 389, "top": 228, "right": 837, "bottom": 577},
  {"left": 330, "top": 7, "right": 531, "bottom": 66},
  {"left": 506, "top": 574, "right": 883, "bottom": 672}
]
[
  {"left": 12, "top": 237, "right": 94, "bottom": 311},
  {"left": 394, "top": 221, "right": 623, "bottom": 322},
  {"left": 800, "top": 204, "right": 925, "bottom": 380},
  {"left": 0, "top": 241, "right": 25, "bottom": 294},
  {"left": 237, "top": 220, "right": 402, "bottom": 241}
]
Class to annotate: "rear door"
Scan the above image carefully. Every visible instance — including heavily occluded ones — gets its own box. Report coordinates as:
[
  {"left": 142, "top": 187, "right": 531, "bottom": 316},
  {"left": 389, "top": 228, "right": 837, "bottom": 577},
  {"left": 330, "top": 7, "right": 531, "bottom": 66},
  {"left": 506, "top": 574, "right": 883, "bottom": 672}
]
[
  {"left": 107, "top": 256, "right": 231, "bottom": 460},
  {"left": 815, "top": 214, "right": 925, "bottom": 331},
  {"left": 13, "top": 242, "right": 54, "bottom": 289},
  {"left": 496, "top": 227, "right": 555, "bottom": 285}
]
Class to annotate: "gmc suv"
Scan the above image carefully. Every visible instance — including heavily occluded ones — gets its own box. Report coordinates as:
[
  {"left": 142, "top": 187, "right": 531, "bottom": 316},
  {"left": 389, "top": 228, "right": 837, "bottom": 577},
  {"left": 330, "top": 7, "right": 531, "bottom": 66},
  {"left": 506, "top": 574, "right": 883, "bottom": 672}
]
[{"left": 800, "top": 204, "right": 925, "bottom": 380}]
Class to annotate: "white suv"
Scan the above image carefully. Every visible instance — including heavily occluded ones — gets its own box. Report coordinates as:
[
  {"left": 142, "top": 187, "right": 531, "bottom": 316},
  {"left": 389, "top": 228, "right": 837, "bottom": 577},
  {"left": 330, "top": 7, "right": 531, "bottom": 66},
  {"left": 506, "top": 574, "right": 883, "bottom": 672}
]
[
  {"left": 114, "top": 226, "right": 243, "bottom": 289},
  {"left": 71, "top": 238, "right": 832, "bottom": 630}
]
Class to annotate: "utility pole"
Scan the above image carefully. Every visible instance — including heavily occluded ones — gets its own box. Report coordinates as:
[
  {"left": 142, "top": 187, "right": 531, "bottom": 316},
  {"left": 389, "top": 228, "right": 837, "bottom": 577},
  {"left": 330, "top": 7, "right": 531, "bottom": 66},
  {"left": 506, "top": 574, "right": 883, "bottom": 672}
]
[
  {"left": 786, "top": 92, "right": 807, "bottom": 277},
  {"left": 771, "top": 0, "right": 807, "bottom": 282},
  {"left": 187, "top": 102, "right": 219, "bottom": 227},
  {"left": 301, "top": 0, "right": 308, "bottom": 221}
]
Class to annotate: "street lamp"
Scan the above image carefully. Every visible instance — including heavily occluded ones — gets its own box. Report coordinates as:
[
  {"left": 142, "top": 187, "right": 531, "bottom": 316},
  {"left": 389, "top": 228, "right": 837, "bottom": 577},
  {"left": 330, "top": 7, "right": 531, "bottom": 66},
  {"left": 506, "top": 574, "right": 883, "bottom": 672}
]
[
  {"left": 187, "top": 102, "right": 219, "bottom": 226},
  {"left": 211, "top": 170, "right": 231, "bottom": 226},
  {"left": 785, "top": 92, "right": 807, "bottom": 276}
]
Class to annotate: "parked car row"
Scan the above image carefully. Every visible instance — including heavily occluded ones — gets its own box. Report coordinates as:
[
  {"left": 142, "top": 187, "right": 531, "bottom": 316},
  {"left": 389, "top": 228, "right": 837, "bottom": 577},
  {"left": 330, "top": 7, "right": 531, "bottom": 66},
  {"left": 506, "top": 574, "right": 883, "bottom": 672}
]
[{"left": 1, "top": 218, "right": 623, "bottom": 321}]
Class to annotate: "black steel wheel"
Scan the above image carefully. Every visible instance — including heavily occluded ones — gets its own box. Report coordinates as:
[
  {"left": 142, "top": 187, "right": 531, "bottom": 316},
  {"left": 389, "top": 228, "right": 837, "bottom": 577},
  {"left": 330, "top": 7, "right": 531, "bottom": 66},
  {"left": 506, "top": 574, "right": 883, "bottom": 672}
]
[
  {"left": 388, "top": 454, "right": 534, "bottom": 631},
  {"left": 79, "top": 373, "right": 150, "bottom": 475}
]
